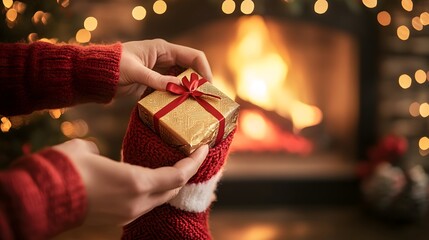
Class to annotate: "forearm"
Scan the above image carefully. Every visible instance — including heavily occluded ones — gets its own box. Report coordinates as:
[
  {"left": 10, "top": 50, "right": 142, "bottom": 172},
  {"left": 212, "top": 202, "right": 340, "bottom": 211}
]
[
  {"left": 0, "top": 42, "right": 121, "bottom": 116},
  {"left": 0, "top": 149, "right": 87, "bottom": 240}
]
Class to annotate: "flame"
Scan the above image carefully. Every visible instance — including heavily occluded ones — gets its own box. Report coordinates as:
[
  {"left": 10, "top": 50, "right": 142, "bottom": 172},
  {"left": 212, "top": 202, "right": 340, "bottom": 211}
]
[
  {"left": 232, "top": 110, "right": 313, "bottom": 154},
  {"left": 226, "top": 16, "right": 322, "bottom": 131}
]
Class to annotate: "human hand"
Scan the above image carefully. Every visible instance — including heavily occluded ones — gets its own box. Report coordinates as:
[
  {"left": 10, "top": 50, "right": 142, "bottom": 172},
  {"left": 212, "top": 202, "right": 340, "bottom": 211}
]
[
  {"left": 117, "top": 39, "right": 213, "bottom": 97},
  {"left": 52, "top": 139, "right": 208, "bottom": 226}
]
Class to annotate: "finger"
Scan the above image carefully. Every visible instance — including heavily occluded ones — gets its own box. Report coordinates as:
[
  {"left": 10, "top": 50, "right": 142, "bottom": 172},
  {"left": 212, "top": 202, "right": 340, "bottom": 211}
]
[
  {"left": 167, "top": 43, "right": 213, "bottom": 81},
  {"left": 132, "top": 65, "right": 181, "bottom": 90},
  {"left": 148, "top": 145, "right": 209, "bottom": 191}
]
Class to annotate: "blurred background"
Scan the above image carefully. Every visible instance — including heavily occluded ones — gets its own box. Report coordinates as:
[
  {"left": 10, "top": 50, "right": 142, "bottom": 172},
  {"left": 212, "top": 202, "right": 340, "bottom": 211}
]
[{"left": 2, "top": 0, "right": 429, "bottom": 239}]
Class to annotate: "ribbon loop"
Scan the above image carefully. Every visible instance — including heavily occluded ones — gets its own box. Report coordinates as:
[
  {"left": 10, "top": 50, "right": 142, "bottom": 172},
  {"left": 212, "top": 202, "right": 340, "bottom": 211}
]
[{"left": 154, "top": 73, "right": 225, "bottom": 146}]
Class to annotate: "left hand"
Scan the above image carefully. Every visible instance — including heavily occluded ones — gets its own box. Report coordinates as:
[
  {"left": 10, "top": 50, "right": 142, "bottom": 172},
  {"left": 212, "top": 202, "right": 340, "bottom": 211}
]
[{"left": 117, "top": 39, "right": 212, "bottom": 97}]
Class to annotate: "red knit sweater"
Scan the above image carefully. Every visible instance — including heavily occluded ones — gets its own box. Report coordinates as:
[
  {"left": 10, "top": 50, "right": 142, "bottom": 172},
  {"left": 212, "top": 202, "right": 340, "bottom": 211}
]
[{"left": 0, "top": 41, "right": 122, "bottom": 240}]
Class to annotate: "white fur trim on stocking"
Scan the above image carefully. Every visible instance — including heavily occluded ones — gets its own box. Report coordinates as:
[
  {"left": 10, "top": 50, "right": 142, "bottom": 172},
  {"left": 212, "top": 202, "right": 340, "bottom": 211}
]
[{"left": 168, "top": 170, "right": 223, "bottom": 213}]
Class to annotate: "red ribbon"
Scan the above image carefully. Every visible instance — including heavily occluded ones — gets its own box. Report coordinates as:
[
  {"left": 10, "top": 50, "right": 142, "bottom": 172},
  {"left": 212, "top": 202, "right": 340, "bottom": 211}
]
[{"left": 153, "top": 73, "right": 225, "bottom": 146}]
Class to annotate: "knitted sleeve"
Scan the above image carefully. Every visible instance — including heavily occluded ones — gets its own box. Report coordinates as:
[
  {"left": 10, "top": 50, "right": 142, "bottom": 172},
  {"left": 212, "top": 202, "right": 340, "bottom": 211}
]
[
  {"left": 0, "top": 42, "right": 122, "bottom": 116},
  {"left": 0, "top": 148, "right": 87, "bottom": 240}
]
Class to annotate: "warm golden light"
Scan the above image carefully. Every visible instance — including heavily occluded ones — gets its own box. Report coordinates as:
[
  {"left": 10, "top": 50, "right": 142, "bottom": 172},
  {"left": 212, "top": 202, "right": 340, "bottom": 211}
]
[
  {"left": 240, "top": 0, "right": 254, "bottom": 15},
  {"left": 132, "top": 6, "right": 147, "bottom": 20},
  {"left": 398, "top": 74, "right": 412, "bottom": 89},
  {"left": 41, "top": 12, "right": 50, "bottom": 25},
  {"left": 409, "top": 102, "right": 420, "bottom": 117},
  {"left": 421, "top": 12, "right": 429, "bottom": 25},
  {"left": 401, "top": 0, "right": 413, "bottom": 12},
  {"left": 57, "top": 0, "right": 70, "bottom": 8},
  {"left": 13, "top": 1, "right": 26, "bottom": 14},
  {"left": 241, "top": 111, "right": 268, "bottom": 140},
  {"left": 228, "top": 16, "right": 323, "bottom": 131},
  {"left": 84, "top": 16, "right": 98, "bottom": 31},
  {"left": 239, "top": 224, "right": 279, "bottom": 240},
  {"left": 362, "top": 0, "right": 377, "bottom": 8},
  {"left": 377, "top": 11, "right": 391, "bottom": 26},
  {"left": 32, "top": 10, "right": 44, "bottom": 24},
  {"left": 0, "top": 117, "right": 12, "bottom": 133},
  {"left": 49, "top": 109, "right": 63, "bottom": 119},
  {"left": 420, "top": 102, "right": 429, "bottom": 117},
  {"left": 153, "top": 0, "right": 167, "bottom": 14},
  {"left": 397, "top": 25, "right": 410, "bottom": 41},
  {"left": 27, "top": 33, "right": 38, "bottom": 42},
  {"left": 6, "top": 9, "right": 17, "bottom": 22},
  {"left": 76, "top": 29, "right": 91, "bottom": 43},
  {"left": 314, "top": 0, "right": 328, "bottom": 14},
  {"left": 412, "top": 16, "right": 423, "bottom": 31},
  {"left": 415, "top": 69, "right": 426, "bottom": 84},
  {"left": 61, "top": 120, "right": 89, "bottom": 138},
  {"left": 222, "top": 0, "right": 235, "bottom": 14},
  {"left": 419, "top": 136, "right": 429, "bottom": 150},
  {"left": 2, "top": 0, "right": 12, "bottom": 8}
]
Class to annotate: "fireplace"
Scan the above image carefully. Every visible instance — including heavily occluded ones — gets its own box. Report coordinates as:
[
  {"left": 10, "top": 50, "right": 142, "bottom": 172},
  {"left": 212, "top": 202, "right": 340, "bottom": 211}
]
[{"left": 137, "top": 0, "right": 379, "bottom": 206}]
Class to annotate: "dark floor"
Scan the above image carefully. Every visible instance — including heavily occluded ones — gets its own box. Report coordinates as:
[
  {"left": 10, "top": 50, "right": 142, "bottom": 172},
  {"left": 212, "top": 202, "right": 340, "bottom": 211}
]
[{"left": 53, "top": 205, "right": 429, "bottom": 240}]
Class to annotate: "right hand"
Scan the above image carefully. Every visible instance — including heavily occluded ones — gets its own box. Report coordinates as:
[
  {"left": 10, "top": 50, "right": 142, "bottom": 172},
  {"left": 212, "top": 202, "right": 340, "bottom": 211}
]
[{"left": 52, "top": 139, "right": 208, "bottom": 226}]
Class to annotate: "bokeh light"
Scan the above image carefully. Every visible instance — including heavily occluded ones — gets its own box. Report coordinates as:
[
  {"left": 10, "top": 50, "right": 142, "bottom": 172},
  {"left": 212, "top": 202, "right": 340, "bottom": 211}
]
[
  {"left": 409, "top": 102, "right": 420, "bottom": 117},
  {"left": 2, "top": 0, "right": 13, "bottom": 8},
  {"left": 314, "top": 0, "right": 328, "bottom": 14},
  {"left": 84, "top": 16, "right": 98, "bottom": 31},
  {"left": 420, "top": 102, "right": 429, "bottom": 117},
  {"left": 362, "top": 0, "right": 377, "bottom": 8},
  {"left": 420, "top": 12, "right": 429, "bottom": 25},
  {"left": 397, "top": 25, "right": 410, "bottom": 41},
  {"left": 401, "top": 0, "right": 413, "bottom": 12},
  {"left": 153, "top": 0, "right": 167, "bottom": 14},
  {"left": 377, "top": 11, "right": 391, "bottom": 26},
  {"left": 419, "top": 136, "right": 429, "bottom": 151},
  {"left": 412, "top": 16, "right": 423, "bottom": 31},
  {"left": 398, "top": 74, "right": 412, "bottom": 89},
  {"left": 6, "top": 9, "right": 18, "bottom": 22},
  {"left": 132, "top": 6, "right": 147, "bottom": 20},
  {"left": 241, "top": 0, "right": 254, "bottom": 15},
  {"left": 415, "top": 69, "right": 426, "bottom": 84},
  {"left": 76, "top": 29, "right": 91, "bottom": 43},
  {"left": 222, "top": 0, "right": 235, "bottom": 14}
]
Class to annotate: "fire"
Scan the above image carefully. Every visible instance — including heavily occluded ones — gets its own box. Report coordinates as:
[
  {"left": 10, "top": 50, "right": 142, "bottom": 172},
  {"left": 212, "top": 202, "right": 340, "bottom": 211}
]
[{"left": 225, "top": 15, "right": 323, "bottom": 132}]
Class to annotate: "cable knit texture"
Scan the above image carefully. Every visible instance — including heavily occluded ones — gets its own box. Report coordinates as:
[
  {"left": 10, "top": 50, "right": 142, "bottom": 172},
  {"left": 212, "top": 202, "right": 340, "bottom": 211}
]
[
  {"left": 0, "top": 149, "right": 87, "bottom": 240},
  {"left": 0, "top": 41, "right": 121, "bottom": 116},
  {"left": 121, "top": 104, "right": 235, "bottom": 240},
  {"left": 0, "top": 42, "right": 122, "bottom": 239}
]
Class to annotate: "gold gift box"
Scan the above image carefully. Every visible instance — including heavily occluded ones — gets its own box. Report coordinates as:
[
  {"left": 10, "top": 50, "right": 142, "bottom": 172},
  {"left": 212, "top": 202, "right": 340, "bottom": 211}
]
[{"left": 138, "top": 68, "right": 240, "bottom": 155}]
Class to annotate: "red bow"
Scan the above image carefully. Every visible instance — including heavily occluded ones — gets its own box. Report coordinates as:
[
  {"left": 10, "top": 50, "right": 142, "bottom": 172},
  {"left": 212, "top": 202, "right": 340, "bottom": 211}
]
[{"left": 153, "top": 73, "right": 225, "bottom": 146}]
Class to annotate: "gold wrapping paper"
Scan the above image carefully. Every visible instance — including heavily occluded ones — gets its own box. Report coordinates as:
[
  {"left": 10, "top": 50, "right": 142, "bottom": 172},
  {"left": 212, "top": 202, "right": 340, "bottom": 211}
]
[{"left": 138, "top": 68, "right": 240, "bottom": 155}]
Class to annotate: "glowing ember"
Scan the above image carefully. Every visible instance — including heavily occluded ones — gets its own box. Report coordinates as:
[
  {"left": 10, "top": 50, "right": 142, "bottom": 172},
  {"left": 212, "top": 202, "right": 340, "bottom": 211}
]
[{"left": 231, "top": 110, "right": 313, "bottom": 155}]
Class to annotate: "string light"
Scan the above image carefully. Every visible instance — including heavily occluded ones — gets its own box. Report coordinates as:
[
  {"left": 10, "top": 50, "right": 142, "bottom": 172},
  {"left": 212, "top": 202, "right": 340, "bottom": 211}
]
[
  {"left": 2, "top": 0, "right": 13, "bottom": 8},
  {"left": 57, "top": 0, "right": 70, "bottom": 8},
  {"left": 409, "top": 102, "right": 420, "bottom": 117},
  {"left": 401, "top": 0, "right": 413, "bottom": 12},
  {"left": 420, "top": 12, "right": 429, "bottom": 25},
  {"left": 419, "top": 136, "right": 429, "bottom": 151},
  {"left": 13, "top": 1, "right": 26, "bottom": 14},
  {"left": 75, "top": 29, "right": 91, "bottom": 43},
  {"left": 6, "top": 9, "right": 18, "bottom": 22},
  {"left": 314, "top": 0, "right": 328, "bottom": 14},
  {"left": 362, "top": 0, "right": 377, "bottom": 9},
  {"left": 397, "top": 25, "right": 410, "bottom": 41},
  {"left": 419, "top": 103, "right": 429, "bottom": 117},
  {"left": 241, "top": 0, "right": 254, "bottom": 15},
  {"left": 398, "top": 74, "right": 412, "bottom": 89},
  {"left": 84, "top": 16, "right": 98, "bottom": 31},
  {"left": 0, "top": 117, "right": 12, "bottom": 133},
  {"left": 132, "top": 6, "right": 147, "bottom": 20},
  {"left": 415, "top": 69, "right": 426, "bottom": 84},
  {"left": 153, "top": 0, "right": 167, "bottom": 15},
  {"left": 222, "top": 0, "right": 235, "bottom": 14},
  {"left": 412, "top": 16, "right": 423, "bottom": 31},
  {"left": 377, "top": 11, "right": 391, "bottom": 26}
]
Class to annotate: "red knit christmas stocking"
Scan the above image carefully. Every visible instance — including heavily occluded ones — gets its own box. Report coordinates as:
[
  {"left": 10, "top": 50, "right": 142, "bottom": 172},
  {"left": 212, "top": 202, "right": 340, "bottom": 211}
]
[{"left": 121, "top": 105, "right": 235, "bottom": 240}]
